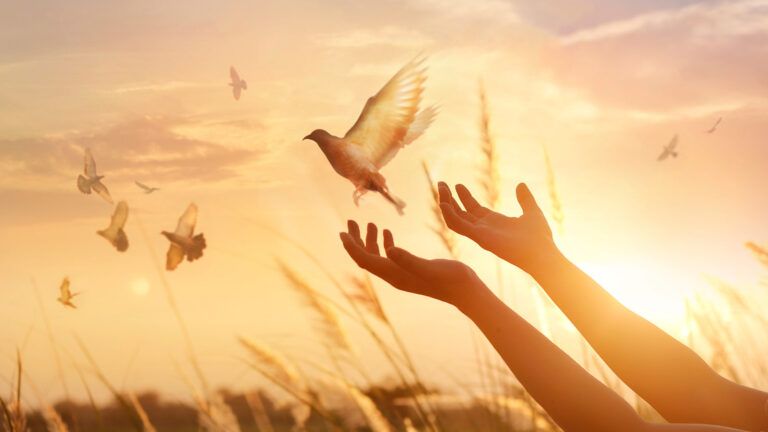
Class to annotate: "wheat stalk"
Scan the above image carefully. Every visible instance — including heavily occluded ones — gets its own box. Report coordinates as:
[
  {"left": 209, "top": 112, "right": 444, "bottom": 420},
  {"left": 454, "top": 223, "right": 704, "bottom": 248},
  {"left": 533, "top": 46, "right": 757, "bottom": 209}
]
[
  {"left": 422, "top": 161, "right": 458, "bottom": 258},
  {"left": 478, "top": 79, "right": 500, "bottom": 209}
]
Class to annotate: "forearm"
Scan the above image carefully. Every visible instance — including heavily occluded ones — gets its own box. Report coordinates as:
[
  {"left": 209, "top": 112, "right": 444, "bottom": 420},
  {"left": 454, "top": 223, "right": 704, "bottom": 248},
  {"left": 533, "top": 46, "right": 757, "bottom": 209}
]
[
  {"left": 457, "top": 287, "right": 647, "bottom": 432},
  {"left": 528, "top": 246, "right": 766, "bottom": 427}
]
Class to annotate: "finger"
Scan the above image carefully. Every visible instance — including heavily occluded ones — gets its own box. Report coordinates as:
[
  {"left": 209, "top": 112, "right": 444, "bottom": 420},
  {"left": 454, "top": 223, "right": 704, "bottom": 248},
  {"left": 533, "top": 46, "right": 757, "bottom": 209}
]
[
  {"left": 456, "top": 184, "right": 490, "bottom": 217},
  {"left": 383, "top": 229, "right": 395, "bottom": 251},
  {"left": 439, "top": 202, "right": 475, "bottom": 236},
  {"left": 347, "top": 220, "right": 364, "bottom": 247},
  {"left": 439, "top": 182, "right": 477, "bottom": 222},
  {"left": 365, "top": 223, "right": 380, "bottom": 255},
  {"left": 387, "top": 247, "right": 436, "bottom": 279},
  {"left": 516, "top": 183, "right": 544, "bottom": 216},
  {"left": 341, "top": 233, "right": 411, "bottom": 288}
]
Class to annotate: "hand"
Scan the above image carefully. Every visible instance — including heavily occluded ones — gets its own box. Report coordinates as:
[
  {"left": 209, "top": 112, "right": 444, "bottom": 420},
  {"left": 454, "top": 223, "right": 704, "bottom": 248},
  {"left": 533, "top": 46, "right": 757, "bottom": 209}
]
[
  {"left": 339, "top": 221, "right": 488, "bottom": 307},
  {"left": 438, "top": 182, "right": 557, "bottom": 276}
]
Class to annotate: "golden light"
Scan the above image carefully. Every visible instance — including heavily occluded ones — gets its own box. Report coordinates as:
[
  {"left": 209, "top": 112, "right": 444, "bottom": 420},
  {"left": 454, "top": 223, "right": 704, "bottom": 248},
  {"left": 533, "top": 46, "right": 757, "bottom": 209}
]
[{"left": 130, "top": 277, "right": 151, "bottom": 297}]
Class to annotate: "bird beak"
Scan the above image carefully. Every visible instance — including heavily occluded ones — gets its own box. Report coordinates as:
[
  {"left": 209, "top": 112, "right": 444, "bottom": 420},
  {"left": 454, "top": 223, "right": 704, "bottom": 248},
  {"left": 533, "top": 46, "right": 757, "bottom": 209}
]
[{"left": 303, "top": 135, "right": 311, "bottom": 141}]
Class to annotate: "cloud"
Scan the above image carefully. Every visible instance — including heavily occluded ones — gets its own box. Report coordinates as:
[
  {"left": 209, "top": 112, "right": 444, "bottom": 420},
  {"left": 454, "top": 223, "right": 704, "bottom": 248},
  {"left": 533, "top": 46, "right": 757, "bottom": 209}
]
[
  {"left": 317, "top": 26, "right": 434, "bottom": 49},
  {"left": 0, "top": 116, "right": 261, "bottom": 189},
  {"left": 560, "top": 0, "right": 768, "bottom": 45},
  {"left": 547, "top": 0, "right": 768, "bottom": 114}
]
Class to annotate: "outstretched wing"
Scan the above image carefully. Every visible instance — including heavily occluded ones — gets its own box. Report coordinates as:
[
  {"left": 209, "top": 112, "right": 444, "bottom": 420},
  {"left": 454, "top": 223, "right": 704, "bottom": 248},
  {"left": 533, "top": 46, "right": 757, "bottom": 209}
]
[
  {"left": 232, "top": 85, "right": 242, "bottom": 101},
  {"left": 657, "top": 149, "right": 670, "bottom": 161},
  {"left": 135, "top": 181, "right": 150, "bottom": 191},
  {"left": 84, "top": 148, "right": 97, "bottom": 177},
  {"left": 174, "top": 203, "right": 198, "bottom": 237},
  {"left": 667, "top": 134, "right": 678, "bottom": 151},
  {"left": 230, "top": 66, "right": 240, "bottom": 84},
  {"left": 60, "top": 277, "right": 70, "bottom": 297},
  {"left": 109, "top": 201, "right": 129, "bottom": 230},
  {"left": 344, "top": 57, "right": 430, "bottom": 169},
  {"left": 92, "top": 181, "right": 113, "bottom": 204},
  {"left": 166, "top": 244, "right": 185, "bottom": 270}
]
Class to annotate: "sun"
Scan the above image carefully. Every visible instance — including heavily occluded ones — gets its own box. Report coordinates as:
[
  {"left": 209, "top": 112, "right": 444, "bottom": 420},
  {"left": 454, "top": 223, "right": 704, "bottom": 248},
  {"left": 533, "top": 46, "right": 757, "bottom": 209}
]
[{"left": 130, "top": 277, "right": 151, "bottom": 297}]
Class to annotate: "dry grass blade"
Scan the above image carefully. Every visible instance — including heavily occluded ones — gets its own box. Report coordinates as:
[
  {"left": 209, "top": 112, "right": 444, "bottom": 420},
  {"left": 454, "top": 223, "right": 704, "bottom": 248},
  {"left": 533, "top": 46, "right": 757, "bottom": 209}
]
[
  {"left": 422, "top": 161, "right": 458, "bottom": 258},
  {"left": 542, "top": 143, "right": 564, "bottom": 234},
  {"left": 245, "top": 391, "right": 275, "bottom": 432},
  {"left": 2, "top": 351, "right": 28, "bottom": 432},
  {"left": 128, "top": 394, "right": 157, "bottom": 432},
  {"left": 331, "top": 377, "right": 393, "bottom": 432},
  {"left": 478, "top": 80, "right": 500, "bottom": 209},
  {"left": 276, "top": 260, "right": 351, "bottom": 353},
  {"left": 746, "top": 242, "right": 768, "bottom": 267},
  {"left": 196, "top": 392, "right": 242, "bottom": 432},
  {"left": 42, "top": 406, "right": 69, "bottom": 432},
  {"left": 348, "top": 274, "right": 388, "bottom": 323}
]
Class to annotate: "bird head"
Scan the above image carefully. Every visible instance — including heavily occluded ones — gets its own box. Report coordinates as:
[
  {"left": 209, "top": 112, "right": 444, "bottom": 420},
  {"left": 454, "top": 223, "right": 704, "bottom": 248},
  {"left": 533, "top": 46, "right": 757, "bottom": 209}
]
[{"left": 303, "top": 129, "right": 329, "bottom": 143}]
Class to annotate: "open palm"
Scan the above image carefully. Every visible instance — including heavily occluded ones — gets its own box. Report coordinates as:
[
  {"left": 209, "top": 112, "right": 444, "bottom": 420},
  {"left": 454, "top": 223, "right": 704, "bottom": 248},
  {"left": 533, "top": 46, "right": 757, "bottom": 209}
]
[
  {"left": 438, "top": 182, "right": 556, "bottom": 275},
  {"left": 339, "top": 221, "right": 486, "bottom": 306}
]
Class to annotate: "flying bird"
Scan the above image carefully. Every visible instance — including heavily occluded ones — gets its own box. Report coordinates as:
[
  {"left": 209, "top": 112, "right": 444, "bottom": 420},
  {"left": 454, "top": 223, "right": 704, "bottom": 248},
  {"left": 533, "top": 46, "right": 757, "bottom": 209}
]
[
  {"left": 161, "top": 203, "right": 207, "bottom": 271},
  {"left": 706, "top": 117, "right": 722, "bottom": 134},
  {"left": 229, "top": 66, "right": 247, "bottom": 101},
  {"left": 657, "top": 134, "right": 679, "bottom": 161},
  {"left": 303, "top": 57, "right": 437, "bottom": 215},
  {"left": 77, "top": 148, "right": 113, "bottom": 204},
  {"left": 97, "top": 201, "right": 129, "bottom": 252},
  {"left": 57, "top": 277, "right": 79, "bottom": 309},
  {"left": 135, "top": 181, "right": 159, "bottom": 194}
]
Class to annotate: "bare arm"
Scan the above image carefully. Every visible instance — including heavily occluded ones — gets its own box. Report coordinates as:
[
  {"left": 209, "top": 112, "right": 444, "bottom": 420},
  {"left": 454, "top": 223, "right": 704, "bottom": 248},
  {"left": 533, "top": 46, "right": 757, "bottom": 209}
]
[
  {"left": 438, "top": 182, "right": 768, "bottom": 430},
  {"left": 338, "top": 221, "right": 748, "bottom": 432}
]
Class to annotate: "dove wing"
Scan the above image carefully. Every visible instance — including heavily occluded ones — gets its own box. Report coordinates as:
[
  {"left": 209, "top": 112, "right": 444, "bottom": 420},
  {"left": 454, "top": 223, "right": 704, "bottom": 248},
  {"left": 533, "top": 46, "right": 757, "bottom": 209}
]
[
  {"left": 135, "top": 181, "right": 150, "bottom": 191},
  {"left": 668, "top": 134, "right": 678, "bottom": 150},
  {"left": 110, "top": 201, "right": 129, "bottom": 230},
  {"left": 230, "top": 67, "right": 240, "bottom": 84},
  {"left": 174, "top": 203, "right": 198, "bottom": 238},
  {"left": 344, "top": 57, "right": 429, "bottom": 169},
  {"left": 232, "top": 85, "right": 242, "bottom": 100},
  {"left": 84, "top": 148, "right": 97, "bottom": 177},
  {"left": 60, "top": 278, "right": 70, "bottom": 297},
  {"left": 166, "top": 244, "right": 185, "bottom": 270},
  {"left": 92, "top": 181, "right": 113, "bottom": 204}
]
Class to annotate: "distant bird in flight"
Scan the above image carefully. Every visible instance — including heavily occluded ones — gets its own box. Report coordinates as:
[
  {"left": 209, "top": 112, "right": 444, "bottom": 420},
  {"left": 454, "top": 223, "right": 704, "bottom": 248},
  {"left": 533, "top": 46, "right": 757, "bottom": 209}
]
[
  {"left": 706, "top": 117, "right": 722, "bottom": 134},
  {"left": 303, "top": 57, "right": 437, "bottom": 215},
  {"left": 77, "top": 148, "right": 113, "bottom": 204},
  {"left": 97, "top": 201, "right": 129, "bottom": 252},
  {"left": 57, "top": 277, "right": 79, "bottom": 309},
  {"left": 135, "top": 181, "right": 159, "bottom": 194},
  {"left": 657, "top": 134, "right": 679, "bottom": 161},
  {"left": 229, "top": 66, "right": 247, "bottom": 101},
  {"left": 161, "top": 203, "right": 207, "bottom": 271}
]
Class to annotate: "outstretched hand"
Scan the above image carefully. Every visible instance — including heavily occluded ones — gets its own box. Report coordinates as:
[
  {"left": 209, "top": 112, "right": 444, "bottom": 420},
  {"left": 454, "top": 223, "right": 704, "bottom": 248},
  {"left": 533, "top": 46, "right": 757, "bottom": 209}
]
[
  {"left": 339, "top": 221, "right": 487, "bottom": 307},
  {"left": 438, "top": 182, "right": 557, "bottom": 276}
]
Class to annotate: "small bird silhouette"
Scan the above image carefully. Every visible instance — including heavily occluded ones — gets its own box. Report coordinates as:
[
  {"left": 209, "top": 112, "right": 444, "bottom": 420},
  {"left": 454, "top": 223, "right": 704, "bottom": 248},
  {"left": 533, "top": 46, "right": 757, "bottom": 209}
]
[
  {"left": 706, "top": 117, "right": 722, "bottom": 134},
  {"left": 97, "top": 201, "right": 129, "bottom": 252},
  {"left": 57, "top": 277, "right": 79, "bottom": 309},
  {"left": 77, "top": 148, "right": 113, "bottom": 204},
  {"left": 135, "top": 181, "right": 159, "bottom": 194},
  {"left": 657, "top": 134, "right": 679, "bottom": 161},
  {"left": 229, "top": 66, "right": 247, "bottom": 101},
  {"left": 303, "top": 57, "right": 437, "bottom": 215},
  {"left": 161, "top": 203, "right": 207, "bottom": 271}
]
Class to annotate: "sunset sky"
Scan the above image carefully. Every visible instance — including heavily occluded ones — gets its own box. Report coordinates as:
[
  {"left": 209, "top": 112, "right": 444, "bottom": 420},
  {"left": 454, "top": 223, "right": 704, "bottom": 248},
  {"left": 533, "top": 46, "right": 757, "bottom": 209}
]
[{"left": 2, "top": 0, "right": 768, "bottom": 405}]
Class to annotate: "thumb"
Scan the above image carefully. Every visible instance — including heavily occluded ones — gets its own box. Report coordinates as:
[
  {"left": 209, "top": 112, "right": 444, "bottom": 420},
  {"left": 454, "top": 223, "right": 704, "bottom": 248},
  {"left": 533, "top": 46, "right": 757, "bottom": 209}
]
[
  {"left": 387, "top": 247, "right": 433, "bottom": 278},
  {"left": 516, "top": 183, "right": 543, "bottom": 216}
]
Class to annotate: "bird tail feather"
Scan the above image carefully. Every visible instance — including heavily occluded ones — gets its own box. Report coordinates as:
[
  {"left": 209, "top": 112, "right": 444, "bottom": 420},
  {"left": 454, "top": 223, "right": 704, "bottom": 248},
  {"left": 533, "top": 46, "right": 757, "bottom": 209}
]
[
  {"left": 368, "top": 172, "right": 406, "bottom": 215},
  {"left": 186, "top": 233, "right": 207, "bottom": 262}
]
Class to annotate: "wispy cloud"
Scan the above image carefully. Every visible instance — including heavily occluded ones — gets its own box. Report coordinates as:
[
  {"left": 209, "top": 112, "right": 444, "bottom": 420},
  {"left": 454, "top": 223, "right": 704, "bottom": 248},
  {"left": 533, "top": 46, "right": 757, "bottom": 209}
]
[
  {"left": 0, "top": 115, "right": 262, "bottom": 189},
  {"left": 317, "top": 26, "right": 433, "bottom": 49},
  {"left": 560, "top": 0, "right": 768, "bottom": 45}
]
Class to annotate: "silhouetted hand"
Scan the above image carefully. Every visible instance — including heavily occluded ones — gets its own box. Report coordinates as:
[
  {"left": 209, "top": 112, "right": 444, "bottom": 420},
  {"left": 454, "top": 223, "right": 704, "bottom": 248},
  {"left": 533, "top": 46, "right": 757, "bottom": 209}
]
[
  {"left": 438, "top": 182, "right": 556, "bottom": 276},
  {"left": 339, "top": 221, "right": 488, "bottom": 307}
]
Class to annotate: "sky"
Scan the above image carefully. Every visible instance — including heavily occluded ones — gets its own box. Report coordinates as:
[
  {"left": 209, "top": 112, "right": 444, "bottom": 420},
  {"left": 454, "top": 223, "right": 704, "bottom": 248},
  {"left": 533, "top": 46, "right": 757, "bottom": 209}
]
[{"left": 2, "top": 0, "right": 768, "bottom": 406}]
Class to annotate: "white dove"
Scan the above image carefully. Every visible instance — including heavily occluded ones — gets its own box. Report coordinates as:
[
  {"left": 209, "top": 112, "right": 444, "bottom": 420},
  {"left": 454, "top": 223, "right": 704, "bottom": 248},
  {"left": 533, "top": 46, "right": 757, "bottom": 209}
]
[
  {"left": 135, "top": 181, "right": 159, "bottom": 194},
  {"left": 161, "top": 203, "right": 207, "bottom": 271},
  {"left": 229, "top": 66, "right": 247, "bottom": 101},
  {"left": 657, "top": 134, "right": 679, "bottom": 161},
  {"left": 77, "top": 148, "right": 113, "bottom": 204},
  {"left": 57, "top": 277, "right": 79, "bottom": 309},
  {"left": 97, "top": 201, "right": 129, "bottom": 252},
  {"left": 303, "top": 57, "right": 437, "bottom": 215}
]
